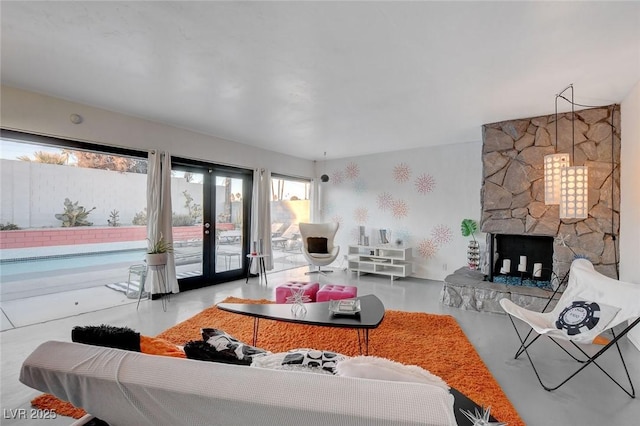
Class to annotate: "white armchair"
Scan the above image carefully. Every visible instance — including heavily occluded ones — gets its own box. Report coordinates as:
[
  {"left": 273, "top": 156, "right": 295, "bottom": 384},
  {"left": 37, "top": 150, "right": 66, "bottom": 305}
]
[
  {"left": 500, "top": 258, "right": 640, "bottom": 397},
  {"left": 299, "top": 222, "right": 340, "bottom": 275}
]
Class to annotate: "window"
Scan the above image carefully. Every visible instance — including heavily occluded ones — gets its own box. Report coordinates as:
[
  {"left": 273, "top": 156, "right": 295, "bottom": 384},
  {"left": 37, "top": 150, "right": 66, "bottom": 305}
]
[
  {"left": 0, "top": 130, "right": 149, "bottom": 303},
  {"left": 269, "top": 175, "right": 311, "bottom": 272}
]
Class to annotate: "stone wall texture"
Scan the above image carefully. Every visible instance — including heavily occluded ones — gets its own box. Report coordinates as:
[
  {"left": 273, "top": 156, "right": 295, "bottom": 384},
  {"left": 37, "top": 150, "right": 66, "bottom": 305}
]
[{"left": 481, "top": 105, "right": 621, "bottom": 279}]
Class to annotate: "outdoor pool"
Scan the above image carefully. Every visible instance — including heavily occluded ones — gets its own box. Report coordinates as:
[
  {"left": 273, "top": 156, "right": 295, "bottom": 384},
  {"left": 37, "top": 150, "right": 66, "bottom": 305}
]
[{"left": 0, "top": 249, "right": 147, "bottom": 278}]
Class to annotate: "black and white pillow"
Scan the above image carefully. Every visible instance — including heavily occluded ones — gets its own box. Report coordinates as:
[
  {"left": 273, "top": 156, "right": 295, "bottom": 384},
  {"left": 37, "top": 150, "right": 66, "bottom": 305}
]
[
  {"left": 251, "top": 348, "right": 347, "bottom": 374},
  {"left": 199, "top": 328, "right": 269, "bottom": 365},
  {"left": 555, "top": 300, "right": 619, "bottom": 342}
]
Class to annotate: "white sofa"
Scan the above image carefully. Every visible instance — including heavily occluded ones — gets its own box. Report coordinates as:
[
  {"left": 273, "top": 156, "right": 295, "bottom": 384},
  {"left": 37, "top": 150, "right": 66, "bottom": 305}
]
[{"left": 21, "top": 341, "right": 458, "bottom": 426}]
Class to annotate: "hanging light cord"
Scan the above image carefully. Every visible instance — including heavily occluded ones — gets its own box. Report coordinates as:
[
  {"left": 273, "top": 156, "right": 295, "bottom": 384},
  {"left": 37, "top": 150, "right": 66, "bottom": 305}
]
[
  {"left": 557, "top": 94, "right": 620, "bottom": 134},
  {"left": 610, "top": 105, "right": 619, "bottom": 279},
  {"left": 557, "top": 95, "right": 613, "bottom": 109},
  {"left": 557, "top": 86, "right": 620, "bottom": 276},
  {"left": 554, "top": 85, "right": 575, "bottom": 159}
]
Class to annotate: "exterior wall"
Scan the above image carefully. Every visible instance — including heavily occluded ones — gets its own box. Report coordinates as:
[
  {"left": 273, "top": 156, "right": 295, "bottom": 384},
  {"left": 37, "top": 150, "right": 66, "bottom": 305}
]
[
  {"left": 0, "top": 226, "right": 201, "bottom": 250},
  {"left": 480, "top": 106, "right": 621, "bottom": 279},
  {"left": 0, "top": 159, "right": 202, "bottom": 228}
]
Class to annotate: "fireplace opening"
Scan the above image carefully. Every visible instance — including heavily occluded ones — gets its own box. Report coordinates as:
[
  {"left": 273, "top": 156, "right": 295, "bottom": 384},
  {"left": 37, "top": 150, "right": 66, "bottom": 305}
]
[{"left": 489, "top": 234, "right": 554, "bottom": 288}]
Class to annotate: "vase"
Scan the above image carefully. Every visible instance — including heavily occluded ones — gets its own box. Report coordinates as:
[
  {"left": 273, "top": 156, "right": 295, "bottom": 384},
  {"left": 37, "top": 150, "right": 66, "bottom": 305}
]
[
  {"left": 467, "top": 240, "right": 480, "bottom": 270},
  {"left": 146, "top": 252, "right": 168, "bottom": 266}
]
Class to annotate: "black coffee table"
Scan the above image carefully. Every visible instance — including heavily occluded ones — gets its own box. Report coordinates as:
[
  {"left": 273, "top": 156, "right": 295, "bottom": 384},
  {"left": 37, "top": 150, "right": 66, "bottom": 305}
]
[{"left": 217, "top": 294, "right": 385, "bottom": 355}]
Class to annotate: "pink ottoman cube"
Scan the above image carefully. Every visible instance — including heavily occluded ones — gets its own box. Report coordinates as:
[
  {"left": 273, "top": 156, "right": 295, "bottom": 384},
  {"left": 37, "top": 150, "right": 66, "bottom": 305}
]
[
  {"left": 275, "top": 281, "right": 320, "bottom": 304},
  {"left": 316, "top": 284, "right": 358, "bottom": 302}
]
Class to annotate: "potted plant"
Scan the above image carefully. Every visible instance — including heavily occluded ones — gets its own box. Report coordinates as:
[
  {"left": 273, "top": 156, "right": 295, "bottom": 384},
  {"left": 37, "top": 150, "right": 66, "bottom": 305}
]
[
  {"left": 460, "top": 219, "right": 480, "bottom": 270},
  {"left": 146, "top": 235, "right": 173, "bottom": 266}
]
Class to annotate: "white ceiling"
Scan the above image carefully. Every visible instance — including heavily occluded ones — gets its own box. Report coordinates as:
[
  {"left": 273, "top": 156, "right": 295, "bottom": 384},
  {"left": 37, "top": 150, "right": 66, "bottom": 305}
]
[{"left": 1, "top": 1, "right": 639, "bottom": 161}]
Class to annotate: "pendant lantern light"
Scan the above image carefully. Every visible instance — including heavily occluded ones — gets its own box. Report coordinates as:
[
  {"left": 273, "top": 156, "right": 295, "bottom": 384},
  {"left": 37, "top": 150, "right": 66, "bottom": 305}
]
[{"left": 543, "top": 84, "right": 588, "bottom": 219}]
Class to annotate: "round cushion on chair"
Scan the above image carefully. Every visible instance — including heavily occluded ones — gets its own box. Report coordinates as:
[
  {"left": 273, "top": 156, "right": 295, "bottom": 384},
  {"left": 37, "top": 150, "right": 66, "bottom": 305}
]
[{"left": 316, "top": 284, "right": 358, "bottom": 302}]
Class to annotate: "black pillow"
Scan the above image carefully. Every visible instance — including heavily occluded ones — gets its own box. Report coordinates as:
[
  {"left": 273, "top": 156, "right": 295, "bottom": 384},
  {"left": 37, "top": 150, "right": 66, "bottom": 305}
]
[
  {"left": 199, "top": 328, "right": 269, "bottom": 365},
  {"left": 307, "top": 237, "right": 328, "bottom": 254},
  {"left": 184, "top": 340, "right": 247, "bottom": 365},
  {"left": 72, "top": 324, "right": 141, "bottom": 352}
]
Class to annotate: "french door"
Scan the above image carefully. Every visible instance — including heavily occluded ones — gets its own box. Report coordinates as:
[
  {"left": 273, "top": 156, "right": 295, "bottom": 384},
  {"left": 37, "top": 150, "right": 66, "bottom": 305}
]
[{"left": 171, "top": 159, "right": 252, "bottom": 291}]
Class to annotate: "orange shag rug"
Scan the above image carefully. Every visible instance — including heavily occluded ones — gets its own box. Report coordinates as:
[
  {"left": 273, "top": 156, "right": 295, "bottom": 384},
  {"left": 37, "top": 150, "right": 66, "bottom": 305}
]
[{"left": 34, "top": 296, "right": 523, "bottom": 425}]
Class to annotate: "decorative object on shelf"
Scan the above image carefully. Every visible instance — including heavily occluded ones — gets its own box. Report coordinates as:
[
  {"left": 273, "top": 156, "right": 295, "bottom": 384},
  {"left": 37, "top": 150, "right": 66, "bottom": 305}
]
[
  {"left": 543, "top": 84, "right": 589, "bottom": 218},
  {"left": 459, "top": 405, "right": 506, "bottom": 426},
  {"left": 379, "top": 229, "right": 390, "bottom": 244},
  {"left": 461, "top": 219, "right": 480, "bottom": 270}
]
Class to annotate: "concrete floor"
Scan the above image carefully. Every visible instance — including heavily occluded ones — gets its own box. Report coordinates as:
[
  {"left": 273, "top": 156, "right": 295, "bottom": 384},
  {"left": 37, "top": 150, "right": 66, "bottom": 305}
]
[{"left": 1, "top": 266, "right": 639, "bottom": 425}]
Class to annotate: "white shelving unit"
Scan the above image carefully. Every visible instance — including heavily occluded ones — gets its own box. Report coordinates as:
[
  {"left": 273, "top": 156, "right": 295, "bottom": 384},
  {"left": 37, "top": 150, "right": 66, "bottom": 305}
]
[{"left": 348, "top": 245, "right": 412, "bottom": 282}]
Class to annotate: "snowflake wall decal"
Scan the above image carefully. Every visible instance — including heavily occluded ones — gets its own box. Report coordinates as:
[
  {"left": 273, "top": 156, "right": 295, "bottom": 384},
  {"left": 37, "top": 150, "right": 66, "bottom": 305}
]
[
  {"left": 377, "top": 192, "right": 393, "bottom": 211},
  {"left": 391, "top": 199, "right": 409, "bottom": 219},
  {"left": 431, "top": 224, "right": 453, "bottom": 246},
  {"left": 354, "top": 207, "right": 369, "bottom": 224},
  {"left": 415, "top": 173, "right": 436, "bottom": 194},
  {"left": 332, "top": 169, "right": 344, "bottom": 184},
  {"left": 345, "top": 162, "right": 360, "bottom": 180},
  {"left": 393, "top": 162, "right": 411, "bottom": 183},
  {"left": 417, "top": 238, "right": 438, "bottom": 259}
]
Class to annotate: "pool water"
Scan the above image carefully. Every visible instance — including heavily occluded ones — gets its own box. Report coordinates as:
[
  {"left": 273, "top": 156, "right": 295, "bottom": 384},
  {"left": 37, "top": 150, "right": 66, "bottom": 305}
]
[{"left": 0, "top": 250, "right": 147, "bottom": 278}]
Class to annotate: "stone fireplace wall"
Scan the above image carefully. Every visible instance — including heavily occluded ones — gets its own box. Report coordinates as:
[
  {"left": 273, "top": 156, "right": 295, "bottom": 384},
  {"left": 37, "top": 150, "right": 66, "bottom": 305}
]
[{"left": 481, "top": 105, "right": 621, "bottom": 279}]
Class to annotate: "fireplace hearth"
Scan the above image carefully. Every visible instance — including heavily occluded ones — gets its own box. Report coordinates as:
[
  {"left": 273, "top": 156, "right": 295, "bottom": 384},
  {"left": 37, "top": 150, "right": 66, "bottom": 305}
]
[{"left": 441, "top": 234, "right": 559, "bottom": 313}]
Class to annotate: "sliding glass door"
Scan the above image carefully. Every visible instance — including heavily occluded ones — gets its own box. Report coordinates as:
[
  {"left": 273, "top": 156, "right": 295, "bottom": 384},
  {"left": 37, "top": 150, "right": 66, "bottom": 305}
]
[{"left": 171, "top": 160, "right": 252, "bottom": 291}]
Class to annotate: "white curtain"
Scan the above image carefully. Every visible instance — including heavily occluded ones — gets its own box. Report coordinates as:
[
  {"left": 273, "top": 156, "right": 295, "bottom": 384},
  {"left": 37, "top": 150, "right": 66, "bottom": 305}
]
[
  {"left": 310, "top": 178, "right": 320, "bottom": 222},
  {"left": 250, "top": 168, "right": 273, "bottom": 272},
  {"left": 146, "top": 150, "right": 179, "bottom": 295}
]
